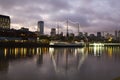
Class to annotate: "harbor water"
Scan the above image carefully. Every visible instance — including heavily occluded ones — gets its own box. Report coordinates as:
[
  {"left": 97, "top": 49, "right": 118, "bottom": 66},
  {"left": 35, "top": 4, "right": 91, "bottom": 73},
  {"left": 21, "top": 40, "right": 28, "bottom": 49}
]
[{"left": 0, "top": 46, "right": 120, "bottom": 80}]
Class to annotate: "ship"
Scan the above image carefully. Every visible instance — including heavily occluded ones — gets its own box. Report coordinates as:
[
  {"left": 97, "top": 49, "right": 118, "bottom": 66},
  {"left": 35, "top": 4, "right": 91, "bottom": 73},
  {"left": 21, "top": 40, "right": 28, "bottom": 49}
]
[
  {"left": 49, "top": 19, "right": 85, "bottom": 47},
  {"left": 49, "top": 41, "right": 85, "bottom": 47}
]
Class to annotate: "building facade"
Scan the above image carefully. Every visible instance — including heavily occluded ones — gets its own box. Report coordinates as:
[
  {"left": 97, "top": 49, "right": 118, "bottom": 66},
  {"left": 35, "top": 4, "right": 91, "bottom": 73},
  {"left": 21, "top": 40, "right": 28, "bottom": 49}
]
[
  {"left": 0, "top": 15, "right": 10, "bottom": 29},
  {"left": 50, "top": 28, "right": 56, "bottom": 37},
  {"left": 118, "top": 31, "right": 120, "bottom": 42},
  {"left": 115, "top": 30, "right": 118, "bottom": 40},
  {"left": 38, "top": 21, "right": 44, "bottom": 35},
  {"left": 97, "top": 32, "right": 102, "bottom": 38},
  {"left": 78, "top": 32, "right": 83, "bottom": 36}
]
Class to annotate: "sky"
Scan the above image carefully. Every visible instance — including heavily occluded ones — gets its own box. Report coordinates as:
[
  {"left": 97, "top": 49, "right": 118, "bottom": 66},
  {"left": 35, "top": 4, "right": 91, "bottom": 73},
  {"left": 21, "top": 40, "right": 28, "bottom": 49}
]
[{"left": 0, "top": 0, "right": 120, "bottom": 35}]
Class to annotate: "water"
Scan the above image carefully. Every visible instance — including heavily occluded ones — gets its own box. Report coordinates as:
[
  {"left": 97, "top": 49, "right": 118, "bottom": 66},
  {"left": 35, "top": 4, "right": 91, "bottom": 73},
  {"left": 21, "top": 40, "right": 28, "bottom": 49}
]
[{"left": 0, "top": 47, "right": 120, "bottom": 80}]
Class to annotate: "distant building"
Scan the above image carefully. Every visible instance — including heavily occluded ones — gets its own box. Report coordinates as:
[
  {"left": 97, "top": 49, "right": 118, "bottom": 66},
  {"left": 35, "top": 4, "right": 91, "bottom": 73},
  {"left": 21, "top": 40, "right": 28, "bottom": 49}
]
[
  {"left": 89, "top": 34, "right": 95, "bottom": 38},
  {"left": 0, "top": 28, "right": 37, "bottom": 40},
  {"left": 20, "top": 27, "right": 29, "bottom": 32},
  {"left": 60, "top": 32, "right": 63, "bottom": 37},
  {"left": 84, "top": 32, "right": 88, "bottom": 37},
  {"left": 115, "top": 30, "right": 118, "bottom": 40},
  {"left": 105, "top": 33, "right": 110, "bottom": 39},
  {"left": 118, "top": 31, "right": 120, "bottom": 42},
  {"left": 97, "top": 32, "right": 102, "bottom": 38},
  {"left": 78, "top": 32, "right": 83, "bottom": 37},
  {"left": 105, "top": 33, "right": 114, "bottom": 42},
  {"left": 69, "top": 33, "right": 74, "bottom": 37},
  {"left": 50, "top": 28, "right": 56, "bottom": 37},
  {"left": 88, "top": 34, "right": 96, "bottom": 42},
  {"left": 38, "top": 21, "right": 44, "bottom": 35},
  {"left": 0, "top": 15, "right": 10, "bottom": 29}
]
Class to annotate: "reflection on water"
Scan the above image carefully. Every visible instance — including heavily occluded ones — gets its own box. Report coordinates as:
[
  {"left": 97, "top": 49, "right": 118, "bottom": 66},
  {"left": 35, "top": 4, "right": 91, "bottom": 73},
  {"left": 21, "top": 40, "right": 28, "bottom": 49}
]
[
  {"left": 0, "top": 47, "right": 120, "bottom": 80},
  {"left": 49, "top": 47, "right": 88, "bottom": 74},
  {"left": 0, "top": 48, "right": 37, "bottom": 72}
]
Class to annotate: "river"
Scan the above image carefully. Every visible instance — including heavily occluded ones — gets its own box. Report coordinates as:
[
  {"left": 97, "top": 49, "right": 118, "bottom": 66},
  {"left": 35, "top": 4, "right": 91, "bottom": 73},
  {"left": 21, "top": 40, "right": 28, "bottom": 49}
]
[{"left": 0, "top": 46, "right": 120, "bottom": 80}]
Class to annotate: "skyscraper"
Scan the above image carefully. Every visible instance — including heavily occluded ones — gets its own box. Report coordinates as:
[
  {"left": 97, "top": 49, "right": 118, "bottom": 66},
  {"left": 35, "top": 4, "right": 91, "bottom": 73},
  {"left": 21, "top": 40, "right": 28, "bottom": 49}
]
[
  {"left": 115, "top": 30, "right": 118, "bottom": 40},
  {"left": 50, "top": 28, "right": 56, "bottom": 36},
  {"left": 97, "top": 32, "right": 102, "bottom": 38},
  {"left": 118, "top": 31, "right": 120, "bottom": 42},
  {"left": 38, "top": 21, "right": 44, "bottom": 35}
]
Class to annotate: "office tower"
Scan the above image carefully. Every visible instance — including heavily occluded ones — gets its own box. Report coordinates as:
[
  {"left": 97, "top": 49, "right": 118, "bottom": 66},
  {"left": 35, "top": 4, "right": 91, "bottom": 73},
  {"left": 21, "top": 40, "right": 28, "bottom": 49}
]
[
  {"left": 50, "top": 28, "right": 56, "bottom": 36},
  {"left": 0, "top": 14, "right": 10, "bottom": 29},
  {"left": 38, "top": 21, "right": 44, "bottom": 35},
  {"left": 118, "top": 31, "right": 120, "bottom": 42},
  {"left": 97, "top": 32, "right": 102, "bottom": 38},
  {"left": 115, "top": 30, "right": 118, "bottom": 40}
]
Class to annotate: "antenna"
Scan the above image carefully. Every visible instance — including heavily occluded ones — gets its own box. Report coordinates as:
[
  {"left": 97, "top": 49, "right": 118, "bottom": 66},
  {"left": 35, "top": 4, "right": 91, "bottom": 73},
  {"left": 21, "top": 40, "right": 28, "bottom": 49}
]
[
  {"left": 78, "top": 23, "right": 80, "bottom": 35},
  {"left": 57, "top": 23, "right": 59, "bottom": 35},
  {"left": 66, "top": 19, "right": 69, "bottom": 37}
]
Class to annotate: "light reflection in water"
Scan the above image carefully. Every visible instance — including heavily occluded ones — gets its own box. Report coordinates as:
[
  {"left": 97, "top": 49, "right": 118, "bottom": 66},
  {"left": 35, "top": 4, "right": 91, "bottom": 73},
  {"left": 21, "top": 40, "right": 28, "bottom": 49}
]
[
  {"left": 0, "top": 47, "right": 120, "bottom": 80},
  {"left": 2, "top": 48, "right": 38, "bottom": 59},
  {"left": 108, "top": 47, "right": 113, "bottom": 57},
  {"left": 4, "top": 48, "right": 7, "bottom": 57},
  {"left": 49, "top": 47, "right": 89, "bottom": 74},
  {"left": 93, "top": 46, "right": 103, "bottom": 56}
]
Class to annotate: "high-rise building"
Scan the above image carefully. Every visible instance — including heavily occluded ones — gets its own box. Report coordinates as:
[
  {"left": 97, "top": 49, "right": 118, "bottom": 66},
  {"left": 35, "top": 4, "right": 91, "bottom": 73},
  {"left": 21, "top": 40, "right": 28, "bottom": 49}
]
[
  {"left": 0, "top": 15, "right": 10, "bottom": 29},
  {"left": 118, "top": 31, "right": 120, "bottom": 42},
  {"left": 97, "top": 32, "right": 102, "bottom": 38},
  {"left": 38, "top": 21, "right": 44, "bottom": 35},
  {"left": 115, "top": 30, "right": 118, "bottom": 40},
  {"left": 50, "top": 28, "right": 56, "bottom": 36},
  {"left": 84, "top": 32, "right": 88, "bottom": 37}
]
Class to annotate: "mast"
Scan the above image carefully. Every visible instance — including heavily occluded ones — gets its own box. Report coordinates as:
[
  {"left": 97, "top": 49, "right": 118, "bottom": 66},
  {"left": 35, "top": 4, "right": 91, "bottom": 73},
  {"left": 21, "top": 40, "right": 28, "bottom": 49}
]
[
  {"left": 78, "top": 23, "right": 80, "bottom": 35},
  {"left": 57, "top": 23, "right": 59, "bottom": 35},
  {"left": 66, "top": 19, "right": 69, "bottom": 37}
]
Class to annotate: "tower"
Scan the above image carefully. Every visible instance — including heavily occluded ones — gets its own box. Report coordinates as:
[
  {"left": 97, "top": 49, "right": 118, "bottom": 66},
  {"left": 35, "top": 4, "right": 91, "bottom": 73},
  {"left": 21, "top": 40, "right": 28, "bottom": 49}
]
[
  {"left": 115, "top": 30, "right": 118, "bottom": 40},
  {"left": 38, "top": 21, "right": 44, "bottom": 35},
  {"left": 50, "top": 28, "right": 56, "bottom": 37},
  {"left": 66, "top": 19, "right": 69, "bottom": 37},
  {"left": 118, "top": 31, "right": 120, "bottom": 42},
  {"left": 97, "top": 32, "right": 102, "bottom": 38}
]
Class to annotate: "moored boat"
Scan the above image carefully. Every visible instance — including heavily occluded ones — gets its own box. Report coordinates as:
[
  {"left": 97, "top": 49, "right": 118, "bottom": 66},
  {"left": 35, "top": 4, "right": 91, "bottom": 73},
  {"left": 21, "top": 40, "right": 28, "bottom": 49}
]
[{"left": 49, "top": 41, "right": 85, "bottom": 47}]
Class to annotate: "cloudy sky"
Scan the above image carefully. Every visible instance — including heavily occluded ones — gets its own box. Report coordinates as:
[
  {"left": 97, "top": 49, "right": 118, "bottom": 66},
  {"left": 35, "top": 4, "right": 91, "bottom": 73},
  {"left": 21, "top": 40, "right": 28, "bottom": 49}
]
[{"left": 0, "top": 0, "right": 120, "bottom": 34}]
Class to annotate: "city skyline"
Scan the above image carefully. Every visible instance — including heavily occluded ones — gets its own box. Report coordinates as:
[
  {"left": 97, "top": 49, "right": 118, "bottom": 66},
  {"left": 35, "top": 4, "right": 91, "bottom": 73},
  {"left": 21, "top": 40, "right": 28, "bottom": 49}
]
[{"left": 0, "top": 0, "right": 120, "bottom": 34}]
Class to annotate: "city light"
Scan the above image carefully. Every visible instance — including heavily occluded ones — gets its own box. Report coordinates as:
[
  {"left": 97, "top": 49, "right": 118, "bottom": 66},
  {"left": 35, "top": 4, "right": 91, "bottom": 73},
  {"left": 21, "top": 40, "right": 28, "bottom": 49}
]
[{"left": 93, "top": 43, "right": 104, "bottom": 47}]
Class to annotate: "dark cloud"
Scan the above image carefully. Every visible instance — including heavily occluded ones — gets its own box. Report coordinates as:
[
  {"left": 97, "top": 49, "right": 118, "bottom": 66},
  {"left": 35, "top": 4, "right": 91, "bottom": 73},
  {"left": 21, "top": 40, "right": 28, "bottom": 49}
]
[{"left": 0, "top": 0, "right": 120, "bottom": 34}]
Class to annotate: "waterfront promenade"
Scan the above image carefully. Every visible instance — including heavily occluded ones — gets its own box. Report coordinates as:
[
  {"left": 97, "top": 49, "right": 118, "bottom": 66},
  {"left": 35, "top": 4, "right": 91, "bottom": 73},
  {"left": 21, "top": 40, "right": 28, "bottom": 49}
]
[{"left": 0, "top": 40, "right": 120, "bottom": 47}]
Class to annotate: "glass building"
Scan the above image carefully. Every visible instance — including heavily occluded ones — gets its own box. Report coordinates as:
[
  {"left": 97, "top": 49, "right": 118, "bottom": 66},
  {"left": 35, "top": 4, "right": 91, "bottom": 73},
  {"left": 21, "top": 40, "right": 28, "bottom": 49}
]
[{"left": 38, "top": 21, "right": 44, "bottom": 35}]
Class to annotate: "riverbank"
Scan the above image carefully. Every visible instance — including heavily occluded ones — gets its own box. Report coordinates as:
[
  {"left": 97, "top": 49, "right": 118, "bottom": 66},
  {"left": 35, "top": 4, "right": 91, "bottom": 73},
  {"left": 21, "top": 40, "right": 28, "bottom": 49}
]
[
  {"left": 0, "top": 41, "right": 49, "bottom": 47},
  {"left": 0, "top": 41, "right": 120, "bottom": 47}
]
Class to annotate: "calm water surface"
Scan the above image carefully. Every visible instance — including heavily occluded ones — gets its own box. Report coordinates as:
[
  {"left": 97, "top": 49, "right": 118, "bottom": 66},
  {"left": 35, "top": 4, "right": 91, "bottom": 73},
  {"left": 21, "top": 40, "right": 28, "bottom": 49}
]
[{"left": 0, "top": 47, "right": 120, "bottom": 80}]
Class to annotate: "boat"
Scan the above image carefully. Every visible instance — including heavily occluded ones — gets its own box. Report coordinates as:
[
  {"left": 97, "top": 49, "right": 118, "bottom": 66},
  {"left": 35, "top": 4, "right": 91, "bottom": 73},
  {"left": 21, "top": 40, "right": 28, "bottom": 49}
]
[
  {"left": 49, "top": 41, "right": 85, "bottom": 47},
  {"left": 49, "top": 19, "right": 85, "bottom": 47}
]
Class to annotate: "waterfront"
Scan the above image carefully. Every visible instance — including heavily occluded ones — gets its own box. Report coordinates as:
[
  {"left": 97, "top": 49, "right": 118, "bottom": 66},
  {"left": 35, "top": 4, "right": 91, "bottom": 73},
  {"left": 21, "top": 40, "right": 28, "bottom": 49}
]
[{"left": 0, "top": 47, "right": 120, "bottom": 80}]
